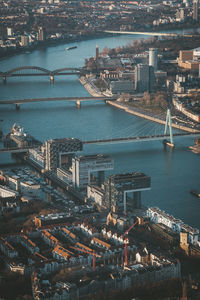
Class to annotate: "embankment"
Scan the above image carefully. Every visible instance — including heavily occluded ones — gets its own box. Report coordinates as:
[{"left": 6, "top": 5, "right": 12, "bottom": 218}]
[
  {"left": 79, "top": 76, "right": 102, "bottom": 97},
  {"left": 107, "top": 101, "right": 199, "bottom": 133}
]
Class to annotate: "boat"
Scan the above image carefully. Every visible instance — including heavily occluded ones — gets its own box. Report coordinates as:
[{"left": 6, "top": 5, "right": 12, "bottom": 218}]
[
  {"left": 163, "top": 139, "right": 175, "bottom": 148},
  {"left": 190, "top": 190, "right": 200, "bottom": 198},
  {"left": 65, "top": 46, "right": 77, "bottom": 51}
]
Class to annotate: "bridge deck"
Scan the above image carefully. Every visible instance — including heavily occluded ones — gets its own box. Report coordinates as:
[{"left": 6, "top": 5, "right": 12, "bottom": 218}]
[
  {"left": 83, "top": 132, "right": 200, "bottom": 145},
  {"left": 0, "top": 96, "right": 116, "bottom": 104},
  {"left": 1, "top": 132, "right": 200, "bottom": 153}
]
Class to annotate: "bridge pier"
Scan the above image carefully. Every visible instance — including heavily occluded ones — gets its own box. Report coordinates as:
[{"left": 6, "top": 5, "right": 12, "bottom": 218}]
[
  {"left": 164, "top": 108, "right": 175, "bottom": 148},
  {"left": 2, "top": 76, "right": 7, "bottom": 84},
  {"left": 76, "top": 100, "right": 81, "bottom": 108},
  {"left": 50, "top": 75, "right": 54, "bottom": 84},
  {"left": 15, "top": 104, "right": 20, "bottom": 110}
]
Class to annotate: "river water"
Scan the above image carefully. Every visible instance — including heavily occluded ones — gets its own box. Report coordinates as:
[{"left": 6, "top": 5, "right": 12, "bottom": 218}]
[{"left": 0, "top": 34, "right": 200, "bottom": 229}]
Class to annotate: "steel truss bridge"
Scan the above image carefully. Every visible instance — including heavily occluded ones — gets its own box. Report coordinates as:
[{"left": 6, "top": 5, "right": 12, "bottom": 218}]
[
  {"left": 0, "top": 66, "right": 85, "bottom": 82},
  {"left": 0, "top": 96, "right": 116, "bottom": 105}
]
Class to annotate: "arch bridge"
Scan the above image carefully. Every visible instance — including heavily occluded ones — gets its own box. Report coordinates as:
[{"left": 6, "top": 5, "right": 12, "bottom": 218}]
[{"left": 0, "top": 66, "right": 84, "bottom": 83}]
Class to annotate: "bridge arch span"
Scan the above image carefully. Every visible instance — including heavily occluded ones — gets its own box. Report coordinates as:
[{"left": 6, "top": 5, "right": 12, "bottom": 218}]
[
  {"left": 4, "top": 66, "right": 51, "bottom": 76},
  {"left": 52, "top": 67, "right": 82, "bottom": 75}
]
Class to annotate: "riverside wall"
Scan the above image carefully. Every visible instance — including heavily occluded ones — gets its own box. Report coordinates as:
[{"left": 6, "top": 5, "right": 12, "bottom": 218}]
[
  {"left": 107, "top": 101, "right": 199, "bottom": 133},
  {"left": 79, "top": 76, "right": 199, "bottom": 133},
  {"left": 79, "top": 76, "right": 102, "bottom": 97}
]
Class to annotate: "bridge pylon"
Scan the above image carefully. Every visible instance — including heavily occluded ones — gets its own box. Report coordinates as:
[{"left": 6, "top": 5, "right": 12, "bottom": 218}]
[{"left": 163, "top": 108, "right": 174, "bottom": 148}]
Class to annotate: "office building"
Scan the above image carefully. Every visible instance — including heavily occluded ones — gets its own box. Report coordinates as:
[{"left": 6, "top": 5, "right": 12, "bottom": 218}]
[
  {"left": 104, "top": 172, "right": 151, "bottom": 213},
  {"left": 96, "top": 45, "right": 99, "bottom": 61},
  {"left": 38, "top": 27, "right": 45, "bottom": 41},
  {"left": 193, "top": 0, "right": 198, "bottom": 20},
  {"left": 109, "top": 80, "right": 134, "bottom": 94},
  {"left": 7, "top": 28, "right": 13, "bottom": 37},
  {"left": 149, "top": 48, "right": 158, "bottom": 71},
  {"left": 72, "top": 154, "right": 114, "bottom": 189},
  {"left": 45, "top": 138, "right": 82, "bottom": 171},
  {"left": 21, "top": 35, "right": 29, "bottom": 47},
  {"left": 135, "top": 64, "right": 154, "bottom": 93}
]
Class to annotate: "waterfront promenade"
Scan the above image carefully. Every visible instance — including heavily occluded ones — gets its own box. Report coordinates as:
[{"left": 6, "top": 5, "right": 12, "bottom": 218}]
[{"left": 79, "top": 76, "right": 199, "bottom": 134}]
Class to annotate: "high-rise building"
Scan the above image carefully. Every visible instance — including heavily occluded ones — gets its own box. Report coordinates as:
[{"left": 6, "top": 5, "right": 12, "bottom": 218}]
[
  {"left": 7, "top": 28, "right": 13, "bottom": 37},
  {"left": 21, "top": 35, "right": 29, "bottom": 47},
  {"left": 38, "top": 27, "right": 45, "bottom": 41},
  {"left": 193, "top": 0, "right": 198, "bottom": 20},
  {"left": 45, "top": 138, "right": 82, "bottom": 171},
  {"left": 96, "top": 45, "right": 99, "bottom": 62},
  {"left": 135, "top": 64, "right": 154, "bottom": 93},
  {"left": 104, "top": 172, "right": 151, "bottom": 214},
  {"left": 72, "top": 154, "right": 114, "bottom": 189},
  {"left": 149, "top": 48, "right": 158, "bottom": 71},
  {"left": 176, "top": 8, "right": 185, "bottom": 21}
]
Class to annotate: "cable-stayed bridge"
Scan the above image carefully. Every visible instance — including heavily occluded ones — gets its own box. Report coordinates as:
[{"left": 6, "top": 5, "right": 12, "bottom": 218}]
[
  {"left": 1, "top": 109, "right": 200, "bottom": 153},
  {"left": 83, "top": 132, "right": 200, "bottom": 145}
]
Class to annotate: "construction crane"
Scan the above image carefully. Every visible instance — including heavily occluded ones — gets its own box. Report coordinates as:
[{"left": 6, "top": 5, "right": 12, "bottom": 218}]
[
  {"left": 69, "top": 245, "right": 101, "bottom": 272},
  {"left": 122, "top": 219, "right": 138, "bottom": 267}
]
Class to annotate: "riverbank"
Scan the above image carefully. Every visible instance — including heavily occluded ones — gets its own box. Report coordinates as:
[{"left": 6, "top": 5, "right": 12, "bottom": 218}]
[
  {"left": 0, "top": 32, "right": 112, "bottom": 61},
  {"left": 79, "top": 76, "right": 199, "bottom": 133},
  {"left": 79, "top": 76, "right": 103, "bottom": 97},
  {"left": 107, "top": 101, "right": 199, "bottom": 133}
]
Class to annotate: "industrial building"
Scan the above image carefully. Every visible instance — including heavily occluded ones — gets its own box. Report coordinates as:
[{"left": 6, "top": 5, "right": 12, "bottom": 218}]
[
  {"left": 104, "top": 172, "right": 151, "bottom": 213},
  {"left": 72, "top": 154, "right": 114, "bottom": 189},
  {"left": 45, "top": 138, "right": 82, "bottom": 171}
]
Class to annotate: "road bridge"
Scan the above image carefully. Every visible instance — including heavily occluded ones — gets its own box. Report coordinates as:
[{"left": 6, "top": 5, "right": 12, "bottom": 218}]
[
  {"left": 0, "top": 66, "right": 85, "bottom": 83},
  {"left": 83, "top": 132, "right": 200, "bottom": 145},
  {"left": 104, "top": 30, "right": 198, "bottom": 38},
  {"left": 0, "top": 96, "right": 116, "bottom": 107},
  {"left": 1, "top": 132, "right": 200, "bottom": 153}
]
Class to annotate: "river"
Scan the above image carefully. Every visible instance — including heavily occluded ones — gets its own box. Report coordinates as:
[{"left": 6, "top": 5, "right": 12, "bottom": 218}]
[{"left": 0, "top": 34, "right": 200, "bottom": 229}]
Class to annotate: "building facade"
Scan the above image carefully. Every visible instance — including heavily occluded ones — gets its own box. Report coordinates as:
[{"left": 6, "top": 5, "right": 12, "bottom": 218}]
[
  {"left": 135, "top": 64, "right": 154, "bottom": 93},
  {"left": 72, "top": 154, "right": 114, "bottom": 189},
  {"left": 149, "top": 48, "right": 158, "bottom": 71},
  {"left": 104, "top": 172, "right": 151, "bottom": 213},
  {"left": 45, "top": 138, "right": 82, "bottom": 171}
]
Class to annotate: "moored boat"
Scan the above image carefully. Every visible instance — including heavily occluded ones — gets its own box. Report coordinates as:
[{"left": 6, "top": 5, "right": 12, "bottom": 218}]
[
  {"left": 66, "top": 46, "right": 77, "bottom": 51},
  {"left": 190, "top": 190, "right": 200, "bottom": 198}
]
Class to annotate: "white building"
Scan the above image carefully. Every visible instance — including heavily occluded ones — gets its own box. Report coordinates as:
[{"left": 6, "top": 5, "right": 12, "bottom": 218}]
[
  {"left": 29, "top": 148, "right": 45, "bottom": 168},
  {"left": 87, "top": 184, "right": 105, "bottom": 206},
  {"left": 7, "top": 27, "right": 13, "bottom": 37},
  {"left": 57, "top": 168, "right": 72, "bottom": 184},
  {"left": 0, "top": 185, "right": 18, "bottom": 198},
  {"left": 149, "top": 48, "right": 158, "bottom": 71},
  {"left": 147, "top": 207, "right": 199, "bottom": 245},
  {"left": 72, "top": 154, "right": 114, "bottom": 189},
  {"left": 7, "top": 175, "right": 20, "bottom": 191}
]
